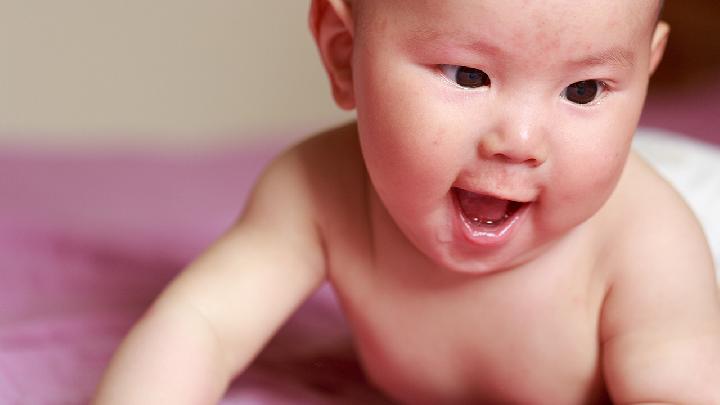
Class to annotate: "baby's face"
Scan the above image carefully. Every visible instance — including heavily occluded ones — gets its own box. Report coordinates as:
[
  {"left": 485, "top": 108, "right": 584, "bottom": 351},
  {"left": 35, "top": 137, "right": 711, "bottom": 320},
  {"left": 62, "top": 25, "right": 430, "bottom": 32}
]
[{"left": 348, "top": 0, "right": 665, "bottom": 273}]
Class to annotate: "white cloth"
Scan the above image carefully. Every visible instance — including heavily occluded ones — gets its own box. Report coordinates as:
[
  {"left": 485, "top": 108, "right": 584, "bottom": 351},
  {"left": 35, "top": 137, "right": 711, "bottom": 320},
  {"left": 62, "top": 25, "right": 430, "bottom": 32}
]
[{"left": 633, "top": 128, "right": 720, "bottom": 273}]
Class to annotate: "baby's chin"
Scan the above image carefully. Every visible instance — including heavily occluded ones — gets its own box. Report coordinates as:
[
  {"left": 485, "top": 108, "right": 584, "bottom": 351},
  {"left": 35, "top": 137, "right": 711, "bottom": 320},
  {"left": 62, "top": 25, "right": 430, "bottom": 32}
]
[
  {"left": 406, "top": 229, "right": 540, "bottom": 276},
  {"left": 433, "top": 245, "right": 538, "bottom": 275}
]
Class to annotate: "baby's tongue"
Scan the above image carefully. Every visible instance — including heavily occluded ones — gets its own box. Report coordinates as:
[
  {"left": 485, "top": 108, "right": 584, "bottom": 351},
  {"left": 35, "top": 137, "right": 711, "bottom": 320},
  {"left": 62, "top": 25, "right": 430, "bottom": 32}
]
[{"left": 455, "top": 188, "right": 509, "bottom": 224}]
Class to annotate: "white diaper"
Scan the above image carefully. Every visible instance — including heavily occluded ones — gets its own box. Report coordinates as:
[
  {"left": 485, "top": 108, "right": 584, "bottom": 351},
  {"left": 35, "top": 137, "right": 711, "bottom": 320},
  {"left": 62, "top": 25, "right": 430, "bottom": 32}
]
[{"left": 633, "top": 128, "right": 720, "bottom": 273}]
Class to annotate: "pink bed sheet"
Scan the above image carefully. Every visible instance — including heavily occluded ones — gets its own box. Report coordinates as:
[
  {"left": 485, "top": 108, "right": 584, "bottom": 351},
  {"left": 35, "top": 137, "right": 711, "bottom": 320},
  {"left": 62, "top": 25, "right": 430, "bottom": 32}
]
[
  {"left": 0, "top": 144, "right": 389, "bottom": 404},
  {"left": 1, "top": 79, "right": 718, "bottom": 404}
]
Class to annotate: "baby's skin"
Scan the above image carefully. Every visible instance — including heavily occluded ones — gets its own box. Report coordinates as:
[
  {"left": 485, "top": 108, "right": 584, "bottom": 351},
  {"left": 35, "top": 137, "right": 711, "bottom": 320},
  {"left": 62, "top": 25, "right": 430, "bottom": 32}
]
[{"left": 95, "top": 0, "right": 720, "bottom": 403}]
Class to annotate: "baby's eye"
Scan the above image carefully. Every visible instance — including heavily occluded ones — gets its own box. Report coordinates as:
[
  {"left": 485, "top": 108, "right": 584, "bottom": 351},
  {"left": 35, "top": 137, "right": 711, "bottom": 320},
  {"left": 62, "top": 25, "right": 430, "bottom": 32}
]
[
  {"left": 440, "top": 65, "right": 491, "bottom": 89},
  {"left": 561, "top": 80, "right": 605, "bottom": 105}
]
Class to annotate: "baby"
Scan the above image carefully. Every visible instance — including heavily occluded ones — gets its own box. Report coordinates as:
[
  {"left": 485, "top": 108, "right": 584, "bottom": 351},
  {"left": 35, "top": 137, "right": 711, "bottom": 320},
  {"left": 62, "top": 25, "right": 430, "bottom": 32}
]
[{"left": 95, "top": 0, "right": 720, "bottom": 403}]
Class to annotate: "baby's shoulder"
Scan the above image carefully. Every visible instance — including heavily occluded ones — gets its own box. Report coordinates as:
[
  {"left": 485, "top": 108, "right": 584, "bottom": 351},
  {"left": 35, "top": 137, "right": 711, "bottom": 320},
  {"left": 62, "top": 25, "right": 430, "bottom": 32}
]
[
  {"left": 289, "top": 121, "right": 366, "bottom": 200},
  {"left": 294, "top": 122, "right": 365, "bottom": 179},
  {"left": 258, "top": 122, "right": 368, "bottom": 227},
  {"left": 611, "top": 150, "right": 693, "bottom": 219},
  {"left": 598, "top": 156, "right": 720, "bottom": 404},
  {"left": 598, "top": 150, "right": 713, "bottom": 275},
  {"left": 261, "top": 122, "right": 363, "bottom": 186}
]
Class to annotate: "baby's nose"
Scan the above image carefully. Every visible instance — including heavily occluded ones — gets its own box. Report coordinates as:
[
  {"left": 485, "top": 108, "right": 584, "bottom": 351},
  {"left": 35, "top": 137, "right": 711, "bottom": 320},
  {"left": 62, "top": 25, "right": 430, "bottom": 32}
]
[{"left": 477, "top": 110, "right": 548, "bottom": 167}]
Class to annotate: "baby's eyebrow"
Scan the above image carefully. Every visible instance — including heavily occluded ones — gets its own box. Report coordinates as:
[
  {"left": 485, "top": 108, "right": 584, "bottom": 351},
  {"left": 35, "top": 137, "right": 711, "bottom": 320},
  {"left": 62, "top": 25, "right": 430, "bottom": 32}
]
[
  {"left": 406, "top": 27, "right": 503, "bottom": 56},
  {"left": 568, "top": 47, "right": 636, "bottom": 69},
  {"left": 407, "top": 28, "right": 635, "bottom": 71}
]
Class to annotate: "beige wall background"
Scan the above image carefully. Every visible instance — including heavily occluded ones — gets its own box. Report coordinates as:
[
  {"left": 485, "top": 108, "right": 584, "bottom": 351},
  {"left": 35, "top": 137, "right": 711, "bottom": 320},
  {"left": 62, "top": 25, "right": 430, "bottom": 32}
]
[{"left": 0, "top": 0, "right": 352, "bottom": 150}]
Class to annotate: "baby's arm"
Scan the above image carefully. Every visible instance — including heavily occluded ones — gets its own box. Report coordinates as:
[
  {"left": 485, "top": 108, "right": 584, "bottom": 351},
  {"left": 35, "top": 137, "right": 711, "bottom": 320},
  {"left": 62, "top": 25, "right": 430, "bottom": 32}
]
[
  {"left": 601, "top": 158, "right": 720, "bottom": 403},
  {"left": 93, "top": 147, "right": 326, "bottom": 404}
]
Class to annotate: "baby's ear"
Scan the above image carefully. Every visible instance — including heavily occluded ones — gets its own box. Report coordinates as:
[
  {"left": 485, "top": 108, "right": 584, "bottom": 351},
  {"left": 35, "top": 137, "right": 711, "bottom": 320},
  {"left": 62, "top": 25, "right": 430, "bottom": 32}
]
[
  {"left": 649, "top": 21, "right": 670, "bottom": 76},
  {"left": 309, "top": 0, "right": 355, "bottom": 110}
]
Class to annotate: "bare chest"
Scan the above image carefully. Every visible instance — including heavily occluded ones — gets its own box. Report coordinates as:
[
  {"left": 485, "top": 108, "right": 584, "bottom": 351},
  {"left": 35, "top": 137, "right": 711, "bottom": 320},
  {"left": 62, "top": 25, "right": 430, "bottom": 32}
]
[
  {"left": 328, "top": 243, "right": 609, "bottom": 404},
  {"left": 309, "top": 132, "right": 610, "bottom": 402}
]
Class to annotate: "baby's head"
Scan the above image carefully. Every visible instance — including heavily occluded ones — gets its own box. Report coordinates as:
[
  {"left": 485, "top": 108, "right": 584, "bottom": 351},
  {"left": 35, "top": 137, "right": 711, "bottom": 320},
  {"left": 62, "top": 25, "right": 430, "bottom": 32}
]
[{"left": 310, "top": 0, "right": 669, "bottom": 273}]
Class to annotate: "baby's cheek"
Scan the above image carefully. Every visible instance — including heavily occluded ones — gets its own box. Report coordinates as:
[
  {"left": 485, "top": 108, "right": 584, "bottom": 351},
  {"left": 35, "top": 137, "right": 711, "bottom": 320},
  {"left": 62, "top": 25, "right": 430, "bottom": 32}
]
[
  {"left": 552, "top": 144, "right": 627, "bottom": 210},
  {"left": 361, "top": 115, "right": 457, "bottom": 188}
]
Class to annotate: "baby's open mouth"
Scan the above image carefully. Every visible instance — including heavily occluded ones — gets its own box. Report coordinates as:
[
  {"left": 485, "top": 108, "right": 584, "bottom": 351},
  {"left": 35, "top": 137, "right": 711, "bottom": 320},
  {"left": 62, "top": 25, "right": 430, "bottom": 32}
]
[{"left": 452, "top": 187, "right": 525, "bottom": 229}]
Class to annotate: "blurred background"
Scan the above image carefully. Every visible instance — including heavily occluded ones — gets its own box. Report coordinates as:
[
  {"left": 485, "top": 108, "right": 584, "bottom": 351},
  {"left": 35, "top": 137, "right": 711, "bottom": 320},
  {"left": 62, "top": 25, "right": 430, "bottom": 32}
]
[
  {"left": 643, "top": 0, "right": 720, "bottom": 145},
  {"left": 0, "top": 0, "right": 717, "bottom": 151},
  {"left": 0, "top": 0, "right": 352, "bottom": 151}
]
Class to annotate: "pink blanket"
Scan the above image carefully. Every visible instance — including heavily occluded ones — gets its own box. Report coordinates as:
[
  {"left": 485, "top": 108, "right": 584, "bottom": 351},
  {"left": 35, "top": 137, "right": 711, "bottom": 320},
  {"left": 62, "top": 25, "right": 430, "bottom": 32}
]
[{"left": 1, "top": 144, "right": 389, "bottom": 404}]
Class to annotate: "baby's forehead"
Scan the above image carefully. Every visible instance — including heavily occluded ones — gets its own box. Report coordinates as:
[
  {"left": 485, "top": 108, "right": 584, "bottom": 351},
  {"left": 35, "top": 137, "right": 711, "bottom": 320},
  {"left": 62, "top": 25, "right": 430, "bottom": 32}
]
[
  {"left": 354, "top": 0, "right": 660, "bottom": 47},
  {"left": 349, "top": 0, "right": 662, "bottom": 75},
  {"left": 353, "top": 0, "right": 661, "bottom": 26}
]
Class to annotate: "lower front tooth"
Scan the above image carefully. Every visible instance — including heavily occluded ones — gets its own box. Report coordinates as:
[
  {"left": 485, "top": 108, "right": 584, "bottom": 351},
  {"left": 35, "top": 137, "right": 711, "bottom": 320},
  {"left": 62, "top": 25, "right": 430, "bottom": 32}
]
[{"left": 471, "top": 217, "right": 499, "bottom": 226}]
